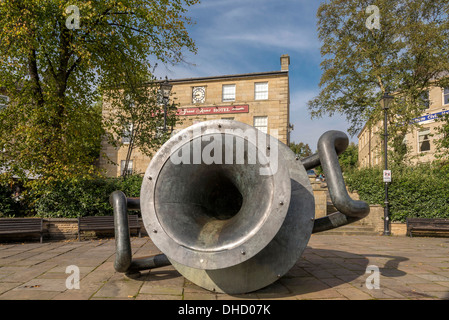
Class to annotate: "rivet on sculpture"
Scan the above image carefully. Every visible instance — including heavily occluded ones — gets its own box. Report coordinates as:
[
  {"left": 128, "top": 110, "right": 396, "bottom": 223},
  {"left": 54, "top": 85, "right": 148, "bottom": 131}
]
[{"left": 109, "top": 120, "right": 369, "bottom": 294}]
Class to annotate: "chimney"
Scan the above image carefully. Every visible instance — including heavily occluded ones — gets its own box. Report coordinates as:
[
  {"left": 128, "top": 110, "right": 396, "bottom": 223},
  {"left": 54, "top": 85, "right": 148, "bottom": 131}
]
[{"left": 280, "top": 54, "right": 290, "bottom": 71}]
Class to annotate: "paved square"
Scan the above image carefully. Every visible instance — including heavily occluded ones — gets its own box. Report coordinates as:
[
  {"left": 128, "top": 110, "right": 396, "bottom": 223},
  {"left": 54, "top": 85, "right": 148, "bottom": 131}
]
[{"left": 0, "top": 234, "right": 448, "bottom": 300}]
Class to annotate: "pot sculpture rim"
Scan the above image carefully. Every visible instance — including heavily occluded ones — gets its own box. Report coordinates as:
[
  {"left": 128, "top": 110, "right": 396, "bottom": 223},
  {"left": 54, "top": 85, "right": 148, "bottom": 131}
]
[{"left": 140, "top": 120, "right": 293, "bottom": 271}]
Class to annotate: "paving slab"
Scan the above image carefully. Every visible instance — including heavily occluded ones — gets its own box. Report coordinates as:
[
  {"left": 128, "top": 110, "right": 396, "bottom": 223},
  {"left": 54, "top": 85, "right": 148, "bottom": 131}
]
[{"left": 0, "top": 234, "right": 447, "bottom": 301}]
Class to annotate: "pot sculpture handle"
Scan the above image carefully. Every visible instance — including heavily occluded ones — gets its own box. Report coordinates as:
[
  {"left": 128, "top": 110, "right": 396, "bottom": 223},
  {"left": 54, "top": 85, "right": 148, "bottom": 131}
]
[
  {"left": 110, "top": 191, "right": 170, "bottom": 276},
  {"left": 302, "top": 130, "right": 370, "bottom": 233}
]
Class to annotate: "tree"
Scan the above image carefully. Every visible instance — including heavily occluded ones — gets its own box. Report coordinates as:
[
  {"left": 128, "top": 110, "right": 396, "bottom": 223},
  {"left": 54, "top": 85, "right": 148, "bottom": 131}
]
[
  {"left": 102, "top": 76, "right": 180, "bottom": 177},
  {"left": 289, "top": 141, "right": 312, "bottom": 158},
  {"left": 0, "top": 0, "right": 198, "bottom": 182},
  {"left": 338, "top": 142, "right": 359, "bottom": 171},
  {"left": 308, "top": 0, "right": 449, "bottom": 139},
  {"left": 435, "top": 114, "right": 449, "bottom": 164}
]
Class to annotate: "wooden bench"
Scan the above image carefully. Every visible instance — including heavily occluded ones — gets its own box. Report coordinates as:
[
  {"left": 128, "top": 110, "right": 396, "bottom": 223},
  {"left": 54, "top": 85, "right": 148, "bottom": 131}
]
[
  {"left": 78, "top": 215, "right": 141, "bottom": 241},
  {"left": 406, "top": 218, "right": 449, "bottom": 237},
  {"left": 0, "top": 218, "right": 44, "bottom": 243}
]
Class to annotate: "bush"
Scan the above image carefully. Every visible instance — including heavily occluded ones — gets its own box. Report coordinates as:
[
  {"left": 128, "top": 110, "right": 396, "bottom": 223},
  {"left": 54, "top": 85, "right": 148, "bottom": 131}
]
[
  {"left": 344, "top": 163, "right": 449, "bottom": 222},
  {"left": 26, "top": 175, "right": 143, "bottom": 218},
  {"left": 0, "top": 181, "right": 22, "bottom": 217}
]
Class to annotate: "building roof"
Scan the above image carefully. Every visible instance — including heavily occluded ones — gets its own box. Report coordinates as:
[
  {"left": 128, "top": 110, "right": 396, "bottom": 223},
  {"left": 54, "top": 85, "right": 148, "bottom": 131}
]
[{"left": 158, "top": 70, "right": 288, "bottom": 85}]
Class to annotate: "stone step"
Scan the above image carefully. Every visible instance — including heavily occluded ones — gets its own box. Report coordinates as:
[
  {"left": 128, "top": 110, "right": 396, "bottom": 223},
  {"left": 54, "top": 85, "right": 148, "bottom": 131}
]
[{"left": 319, "top": 224, "right": 380, "bottom": 236}]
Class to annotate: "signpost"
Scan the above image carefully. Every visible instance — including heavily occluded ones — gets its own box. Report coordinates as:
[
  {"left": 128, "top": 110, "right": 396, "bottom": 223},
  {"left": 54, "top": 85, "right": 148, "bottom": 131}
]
[{"left": 383, "top": 170, "right": 392, "bottom": 183}]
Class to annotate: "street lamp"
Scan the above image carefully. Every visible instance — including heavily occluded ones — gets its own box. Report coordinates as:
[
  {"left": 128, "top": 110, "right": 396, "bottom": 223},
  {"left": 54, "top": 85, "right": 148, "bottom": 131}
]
[
  {"left": 380, "top": 92, "right": 394, "bottom": 236},
  {"left": 160, "top": 78, "right": 173, "bottom": 131}
]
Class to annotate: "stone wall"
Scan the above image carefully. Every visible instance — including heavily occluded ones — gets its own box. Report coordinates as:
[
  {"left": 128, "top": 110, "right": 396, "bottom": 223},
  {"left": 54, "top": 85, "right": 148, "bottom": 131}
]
[
  {"left": 41, "top": 218, "right": 148, "bottom": 240},
  {"left": 44, "top": 218, "right": 78, "bottom": 240},
  {"left": 310, "top": 179, "right": 328, "bottom": 219},
  {"left": 310, "top": 177, "right": 407, "bottom": 236}
]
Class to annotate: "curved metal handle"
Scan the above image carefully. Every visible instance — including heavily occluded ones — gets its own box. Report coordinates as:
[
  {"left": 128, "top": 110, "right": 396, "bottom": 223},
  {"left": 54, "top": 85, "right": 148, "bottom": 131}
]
[
  {"left": 302, "top": 131, "right": 370, "bottom": 233},
  {"left": 110, "top": 191, "right": 170, "bottom": 275}
]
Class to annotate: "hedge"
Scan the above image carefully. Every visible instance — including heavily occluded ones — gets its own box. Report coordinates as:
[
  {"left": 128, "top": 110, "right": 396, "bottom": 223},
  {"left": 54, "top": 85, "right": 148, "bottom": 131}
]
[
  {"left": 344, "top": 163, "right": 449, "bottom": 222},
  {"left": 0, "top": 181, "right": 23, "bottom": 217},
  {"left": 4, "top": 163, "right": 449, "bottom": 221},
  {"left": 0, "top": 175, "right": 143, "bottom": 218}
]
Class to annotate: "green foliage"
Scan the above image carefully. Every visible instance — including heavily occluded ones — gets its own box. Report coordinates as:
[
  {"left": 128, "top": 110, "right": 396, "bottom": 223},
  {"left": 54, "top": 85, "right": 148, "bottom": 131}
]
[
  {"left": 0, "top": 178, "right": 22, "bottom": 217},
  {"left": 0, "top": 0, "right": 198, "bottom": 182},
  {"left": 434, "top": 114, "right": 449, "bottom": 162},
  {"left": 25, "top": 175, "right": 143, "bottom": 218},
  {"left": 289, "top": 141, "right": 312, "bottom": 158},
  {"left": 338, "top": 142, "right": 358, "bottom": 172},
  {"left": 344, "top": 163, "right": 449, "bottom": 222},
  {"left": 309, "top": 0, "right": 449, "bottom": 136},
  {"left": 102, "top": 79, "right": 181, "bottom": 177},
  {"left": 113, "top": 174, "right": 143, "bottom": 198}
]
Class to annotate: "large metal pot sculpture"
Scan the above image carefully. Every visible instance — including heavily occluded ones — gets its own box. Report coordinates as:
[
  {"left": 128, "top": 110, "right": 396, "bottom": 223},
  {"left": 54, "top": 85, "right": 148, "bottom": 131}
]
[{"left": 110, "top": 120, "right": 369, "bottom": 294}]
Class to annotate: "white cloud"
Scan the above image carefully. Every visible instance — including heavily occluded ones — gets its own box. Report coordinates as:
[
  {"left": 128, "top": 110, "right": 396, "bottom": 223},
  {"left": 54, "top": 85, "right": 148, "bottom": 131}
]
[
  {"left": 223, "top": 29, "right": 319, "bottom": 52},
  {"left": 161, "top": 0, "right": 321, "bottom": 77},
  {"left": 153, "top": 1, "right": 357, "bottom": 151}
]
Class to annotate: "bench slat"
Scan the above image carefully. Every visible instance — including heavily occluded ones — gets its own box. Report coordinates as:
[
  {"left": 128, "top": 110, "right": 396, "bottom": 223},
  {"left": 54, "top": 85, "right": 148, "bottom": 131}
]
[
  {"left": 0, "top": 227, "right": 43, "bottom": 232},
  {"left": 406, "top": 218, "right": 449, "bottom": 237},
  {"left": 0, "top": 218, "right": 43, "bottom": 243},
  {"left": 0, "top": 224, "right": 42, "bottom": 228}
]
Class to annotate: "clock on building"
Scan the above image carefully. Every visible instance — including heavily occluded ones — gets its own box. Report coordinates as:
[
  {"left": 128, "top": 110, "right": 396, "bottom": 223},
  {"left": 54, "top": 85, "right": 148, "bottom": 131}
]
[{"left": 192, "top": 86, "right": 206, "bottom": 104}]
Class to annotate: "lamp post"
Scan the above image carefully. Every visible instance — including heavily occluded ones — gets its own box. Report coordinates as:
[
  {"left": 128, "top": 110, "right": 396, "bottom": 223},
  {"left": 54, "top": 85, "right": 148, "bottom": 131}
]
[
  {"left": 160, "top": 78, "right": 173, "bottom": 131},
  {"left": 380, "top": 92, "right": 394, "bottom": 236}
]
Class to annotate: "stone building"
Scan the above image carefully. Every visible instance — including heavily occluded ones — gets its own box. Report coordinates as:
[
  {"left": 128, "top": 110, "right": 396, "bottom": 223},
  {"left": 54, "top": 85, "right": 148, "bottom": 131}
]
[
  {"left": 358, "top": 85, "right": 449, "bottom": 167},
  {"left": 99, "top": 55, "right": 292, "bottom": 177}
]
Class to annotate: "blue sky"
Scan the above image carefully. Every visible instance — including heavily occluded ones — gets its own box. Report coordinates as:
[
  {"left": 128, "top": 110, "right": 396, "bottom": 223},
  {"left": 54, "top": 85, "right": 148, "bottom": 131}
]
[{"left": 155, "top": 0, "right": 355, "bottom": 151}]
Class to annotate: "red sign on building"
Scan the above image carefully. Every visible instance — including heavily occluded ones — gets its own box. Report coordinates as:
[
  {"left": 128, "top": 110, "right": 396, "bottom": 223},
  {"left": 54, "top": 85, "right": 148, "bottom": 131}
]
[{"left": 177, "top": 105, "right": 249, "bottom": 116}]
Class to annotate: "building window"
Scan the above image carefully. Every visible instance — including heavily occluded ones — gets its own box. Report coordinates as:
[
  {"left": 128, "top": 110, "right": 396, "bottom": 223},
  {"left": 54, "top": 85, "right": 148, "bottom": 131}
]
[
  {"left": 222, "top": 117, "right": 234, "bottom": 120},
  {"left": 444, "top": 87, "right": 449, "bottom": 105},
  {"left": 0, "top": 95, "right": 8, "bottom": 110},
  {"left": 121, "top": 160, "right": 133, "bottom": 176},
  {"left": 254, "top": 116, "right": 268, "bottom": 134},
  {"left": 420, "top": 90, "right": 430, "bottom": 109},
  {"left": 418, "top": 129, "right": 431, "bottom": 152},
  {"left": 122, "top": 124, "right": 133, "bottom": 144},
  {"left": 222, "top": 84, "right": 236, "bottom": 102},
  {"left": 255, "top": 82, "right": 268, "bottom": 100},
  {"left": 402, "top": 134, "right": 408, "bottom": 147}
]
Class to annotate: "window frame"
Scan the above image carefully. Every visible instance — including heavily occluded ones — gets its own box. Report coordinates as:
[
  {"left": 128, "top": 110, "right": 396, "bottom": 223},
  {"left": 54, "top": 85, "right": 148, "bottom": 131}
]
[
  {"left": 121, "top": 160, "right": 133, "bottom": 176},
  {"left": 0, "top": 95, "right": 9, "bottom": 110},
  {"left": 122, "top": 123, "right": 133, "bottom": 144},
  {"left": 253, "top": 116, "right": 268, "bottom": 134},
  {"left": 222, "top": 84, "right": 236, "bottom": 102},
  {"left": 254, "top": 82, "right": 269, "bottom": 100},
  {"left": 443, "top": 87, "right": 449, "bottom": 106},
  {"left": 418, "top": 128, "right": 431, "bottom": 153},
  {"left": 420, "top": 90, "right": 430, "bottom": 109}
]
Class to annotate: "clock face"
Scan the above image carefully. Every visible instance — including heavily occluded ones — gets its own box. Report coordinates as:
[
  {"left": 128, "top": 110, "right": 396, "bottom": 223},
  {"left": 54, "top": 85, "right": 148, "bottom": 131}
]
[{"left": 192, "top": 87, "right": 206, "bottom": 104}]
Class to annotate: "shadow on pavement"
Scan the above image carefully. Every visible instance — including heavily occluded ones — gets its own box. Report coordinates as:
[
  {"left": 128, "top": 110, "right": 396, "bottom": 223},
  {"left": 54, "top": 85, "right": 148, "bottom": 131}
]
[{"left": 117, "top": 247, "right": 410, "bottom": 299}]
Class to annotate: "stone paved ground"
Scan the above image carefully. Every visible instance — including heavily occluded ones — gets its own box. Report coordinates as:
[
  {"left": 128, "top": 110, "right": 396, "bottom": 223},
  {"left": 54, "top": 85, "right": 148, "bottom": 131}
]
[{"left": 0, "top": 234, "right": 448, "bottom": 300}]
